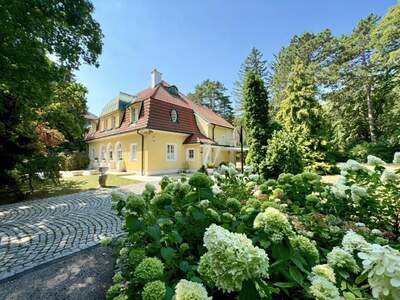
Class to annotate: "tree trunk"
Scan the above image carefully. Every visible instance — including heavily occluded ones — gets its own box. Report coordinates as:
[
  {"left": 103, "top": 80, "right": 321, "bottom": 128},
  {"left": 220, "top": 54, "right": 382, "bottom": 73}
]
[{"left": 365, "top": 83, "right": 376, "bottom": 142}]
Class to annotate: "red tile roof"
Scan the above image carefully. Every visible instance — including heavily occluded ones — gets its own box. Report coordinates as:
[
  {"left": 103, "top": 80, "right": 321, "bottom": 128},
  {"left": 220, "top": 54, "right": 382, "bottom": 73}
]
[{"left": 85, "top": 81, "right": 234, "bottom": 143}]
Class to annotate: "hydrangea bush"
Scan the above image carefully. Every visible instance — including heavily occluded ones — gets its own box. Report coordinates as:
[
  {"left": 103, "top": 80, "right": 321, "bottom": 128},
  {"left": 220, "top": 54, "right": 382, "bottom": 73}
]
[{"left": 105, "top": 156, "right": 400, "bottom": 299}]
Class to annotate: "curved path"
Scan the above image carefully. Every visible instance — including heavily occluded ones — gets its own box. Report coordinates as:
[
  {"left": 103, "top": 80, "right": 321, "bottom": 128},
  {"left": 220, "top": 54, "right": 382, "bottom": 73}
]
[{"left": 0, "top": 189, "right": 123, "bottom": 281}]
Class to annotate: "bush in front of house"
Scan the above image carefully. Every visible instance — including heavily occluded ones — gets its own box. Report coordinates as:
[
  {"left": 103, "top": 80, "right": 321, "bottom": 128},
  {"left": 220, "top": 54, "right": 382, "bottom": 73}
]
[
  {"left": 349, "top": 141, "right": 398, "bottom": 163},
  {"left": 105, "top": 156, "right": 400, "bottom": 300},
  {"left": 59, "top": 151, "right": 90, "bottom": 170}
]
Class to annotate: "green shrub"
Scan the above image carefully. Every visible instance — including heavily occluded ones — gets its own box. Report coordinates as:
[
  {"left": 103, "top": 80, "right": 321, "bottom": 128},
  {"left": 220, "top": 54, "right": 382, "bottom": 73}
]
[
  {"left": 60, "top": 151, "right": 90, "bottom": 170},
  {"left": 263, "top": 130, "right": 304, "bottom": 178},
  {"left": 349, "top": 141, "right": 398, "bottom": 163},
  {"left": 188, "top": 172, "right": 213, "bottom": 189}
]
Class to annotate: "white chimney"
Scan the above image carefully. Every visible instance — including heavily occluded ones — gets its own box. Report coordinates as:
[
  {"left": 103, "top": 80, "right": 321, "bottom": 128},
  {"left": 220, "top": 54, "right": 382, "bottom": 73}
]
[{"left": 151, "top": 69, "right": 162, "bottom": 88}]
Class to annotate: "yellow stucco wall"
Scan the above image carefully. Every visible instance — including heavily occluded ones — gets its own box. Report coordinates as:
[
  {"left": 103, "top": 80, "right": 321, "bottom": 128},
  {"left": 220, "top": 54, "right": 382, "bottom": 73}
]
[
  {"left": 87, "top": 130, "right": 204, "bottom": 174},
  {"left": 87, "top": 132, "right": 142, "bottom": 172},
  {"left": 214, "top": 126, "right": 234, "bottom": 146},
  {"left": 195, "top": 114, "right": 212, "bottom": 137}
]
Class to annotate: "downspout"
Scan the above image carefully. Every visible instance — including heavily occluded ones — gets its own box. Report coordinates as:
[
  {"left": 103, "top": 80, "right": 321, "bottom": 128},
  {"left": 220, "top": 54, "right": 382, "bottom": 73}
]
[
  {"left": 212, "top": 124, "right": 216, "bottom": 141},
  {"left": 137, "top": 130, "right": 145, "bottom": 176}
]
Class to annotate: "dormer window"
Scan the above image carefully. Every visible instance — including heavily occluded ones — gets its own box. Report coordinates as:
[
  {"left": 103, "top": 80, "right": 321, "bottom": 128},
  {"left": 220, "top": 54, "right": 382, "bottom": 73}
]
[
  {"left": 131, "top": 108, "right": 137, "bottom": 124},
  {"left": 111, "top": 116, "right": 116, "bottom": 128}
]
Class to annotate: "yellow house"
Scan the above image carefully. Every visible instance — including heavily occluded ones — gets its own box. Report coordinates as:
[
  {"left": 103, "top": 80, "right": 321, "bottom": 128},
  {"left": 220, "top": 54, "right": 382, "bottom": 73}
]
[{"left": 85, "top": 70, "right": 240, "bottom": 175}]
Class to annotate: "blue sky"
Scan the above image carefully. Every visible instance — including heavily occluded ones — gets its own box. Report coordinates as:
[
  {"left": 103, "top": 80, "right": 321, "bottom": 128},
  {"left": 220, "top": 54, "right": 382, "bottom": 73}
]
[{"left": 76, "top": 0, "right": 397, "bottom": 116}]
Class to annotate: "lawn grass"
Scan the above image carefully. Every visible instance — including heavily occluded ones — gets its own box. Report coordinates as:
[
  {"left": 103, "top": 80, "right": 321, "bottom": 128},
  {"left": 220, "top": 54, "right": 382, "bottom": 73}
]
[{"left": 0, "top": 175, "right": 141, "bottom": 203}]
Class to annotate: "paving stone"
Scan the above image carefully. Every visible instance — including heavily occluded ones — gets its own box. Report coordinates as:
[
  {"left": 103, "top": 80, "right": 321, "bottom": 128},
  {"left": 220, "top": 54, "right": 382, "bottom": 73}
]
[{"left": 0, "top": 189, "right": 125, "bottom": 281}]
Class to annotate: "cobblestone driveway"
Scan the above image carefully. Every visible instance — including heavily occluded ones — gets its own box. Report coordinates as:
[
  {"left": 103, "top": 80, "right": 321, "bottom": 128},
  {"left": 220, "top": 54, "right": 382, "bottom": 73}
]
[{"left": 0, "top": 189, "right": 122, "bottom": 281}]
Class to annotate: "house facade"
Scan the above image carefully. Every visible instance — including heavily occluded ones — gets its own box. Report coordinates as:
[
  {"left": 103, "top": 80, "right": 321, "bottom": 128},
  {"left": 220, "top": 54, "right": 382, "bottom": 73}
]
[{"left": 85, "top": 70, "right": 240, "bottom": 175}]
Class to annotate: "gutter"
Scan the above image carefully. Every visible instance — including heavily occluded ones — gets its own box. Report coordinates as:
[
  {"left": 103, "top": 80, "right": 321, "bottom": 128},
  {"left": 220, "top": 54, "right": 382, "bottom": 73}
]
[{"left": 137, "top": 129, "right": 145, "bottom": 176}]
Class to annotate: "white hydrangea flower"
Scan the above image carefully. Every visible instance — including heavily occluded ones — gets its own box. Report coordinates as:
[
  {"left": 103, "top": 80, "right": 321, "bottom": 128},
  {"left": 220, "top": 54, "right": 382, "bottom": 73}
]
[
  {"left": 253, "top": 207, "right": 294, "bottom": 243},
  {"left": 393, "top": 152, "right": 400, "bottom": 164},
  {"left": 198, "top": 224, "right": 269, "bottom": 292},
  {"left": 371, "top": 229, "right": 383, "bottom": 236},
  {"left": 340, "top": 159, "right": 368, "bottom": 173},
  {"left": 175, "top": 279, "right": 211, "bottom": 300},
  {"left": 327, "top": 247, "right": 360, "bottom": 274},
  {"left": 311, "top": 264, "right": 336, "bottom": 283},
  {"left": 350, "top": 185, "right": 368, "bottom": 201},
  {"left": 355, "top": 222, "right": 366, "bottom": 227},
  {"left": 342, "top": 230, "right": 370, "bottom": 253},
  {"left": 380, "top": 169, "right": 398, "bottom": 184},
  {"left": 309, "top": 276, "right": 342, "bottom": 300},
  {"left": 358, "top": 244, "right": 400, "bottom": 299},
  {"left": 367, "top": 155, "right": 385, "bottom": 166},
  {"left": 199, "top": 200, "right": 210, "bottom": 209},
  {"left": 248, "top": 174, "right": 259, "bottom": 182},
  {"left": 212, "top": 185, "right": 221, "bottom": 195}
]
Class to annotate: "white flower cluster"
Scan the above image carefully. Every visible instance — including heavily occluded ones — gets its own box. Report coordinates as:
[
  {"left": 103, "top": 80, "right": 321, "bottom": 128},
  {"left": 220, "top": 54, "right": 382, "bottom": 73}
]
[
  {"left": 393, "top": 152, "right": 400, "bottom": 164},
  {"left": 342, "top": 230, "right": 370, "bottom": 253},
  {"left": 327, "top": 247, "right": 360, "bottom": 274},
  {"left": 340, "top": 159, "right": 368, "bottom": 174},
  {"left": 350, "top": 185, "right": 368, "bottom": 201},
  {"left": 219, "top": 163, "right": 238, "bottom": 176},
  {"left": 253, "top": 207, "right": 294, "bottom": 243},
  {"left": 309, "top": 264, "right": 341, "bottom": 300},
  {"left": 380, "top": 169, "right": 398, "bottom": 184},
  {"left": 358, "top": 244, "right": 400, "bottom": 299},
  {"left": 174, "top": 279, "right": 211, "bottom": 300},
  {"left": 331, "top": 176, "right": 349, "bottom": 199},
  {"left": 367, "top": 155, "right": 385, "bottom": 166},
  {"left": 198, "top": 224, "right": 269, "bottom": 292}
]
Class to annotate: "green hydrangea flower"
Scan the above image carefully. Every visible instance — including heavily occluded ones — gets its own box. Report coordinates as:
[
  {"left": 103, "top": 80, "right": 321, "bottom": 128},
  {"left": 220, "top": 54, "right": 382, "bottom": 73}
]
[
  {"left": 289, "top": 235, "right": 319, "bottom": 262},
  {"left": 150, "top": 193, "right": 173, "bottom": 208},
  {"left": 128, "top": 248, "right": 146, "bottom": 267},
  {"left": 175, "top": 279, "right": 211, "bottom": 300},
  {"left": 253, "top": 207, "right": 294, "bottom": 243},
  {"left": 226, "top": 198, "right": 241, "bottom": 211},
  {"left": 327, "top": 247, "right": 360, "bottom": 274},
  {"left": 134, "top": 257, "right": 164, "bottom": 283},
  {"left": 198, "top": 224, "right": 269, "bottom": 292},
  {"left": 126, "top": 194, "right": 145, "bottom": 212},
  {"left": 141, "top": 280, "right": 166, "bottom": 300},
  {"left": 188, "top": 172, "right": 213, "bottom": 189},
  {"left": 112, "top": 271, "right": 123, "bottom": 283}
]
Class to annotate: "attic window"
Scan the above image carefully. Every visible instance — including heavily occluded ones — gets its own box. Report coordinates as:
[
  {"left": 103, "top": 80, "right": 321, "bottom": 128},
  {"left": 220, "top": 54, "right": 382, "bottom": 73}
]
[
  {"left": 167, "top": 85, "right": 179, "bottom": 96},
  {"left": 170, "top": 109, "right": 178, "bottom": 123}
]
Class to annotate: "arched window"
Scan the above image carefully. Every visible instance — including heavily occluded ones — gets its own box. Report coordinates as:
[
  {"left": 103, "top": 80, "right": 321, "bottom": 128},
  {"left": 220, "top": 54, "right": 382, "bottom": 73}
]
[
  {"left": 116, "top": 143, "right": 123, "bottom": 160},
  {"left": 100, "top": 145, "right": 106, "bottom": 160},
  {"left": 107, "top": 144, "right": 113, "bottom": 161}
]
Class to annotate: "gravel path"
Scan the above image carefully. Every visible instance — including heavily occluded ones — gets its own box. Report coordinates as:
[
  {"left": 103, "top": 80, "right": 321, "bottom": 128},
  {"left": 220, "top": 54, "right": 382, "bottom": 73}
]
[{"left": 0, "top": 245, "right": 114, "bottom": 300}]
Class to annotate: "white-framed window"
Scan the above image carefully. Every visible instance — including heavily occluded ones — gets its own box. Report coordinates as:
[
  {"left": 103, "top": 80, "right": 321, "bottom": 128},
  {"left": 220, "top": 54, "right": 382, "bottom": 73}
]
[
  {"left": 186, "top": 148, "right": 195, "bottom": 161},
  {"left": 100, "top": 145, "right": 106, "bottom": 160},
  {"left": 130, "top": 143, "right": 137, "bottom": 161},
  {"left": 108, "top": 144, "right": 113, "bottom": 160},
  {"left": 131, "top": 108, "right": 137, "bottom": 123},
  {"left": 166, "top": 143, "right": 177, "bottom": 161},
  {"left": 111, "top": 116, "right": 116, "bottom": 129},
  {"left": 116, "top": 143, "right": 122, "bottom": 160}
]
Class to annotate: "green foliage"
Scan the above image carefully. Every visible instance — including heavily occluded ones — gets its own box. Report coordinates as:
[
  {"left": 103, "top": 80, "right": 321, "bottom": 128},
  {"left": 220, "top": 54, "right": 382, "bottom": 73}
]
[
  {"left": 349, "top": 141, "right": 397, "bottom": 163},
  {"left": 243, "top": 71, "right": 270, "bottom": 175},
  {"left": 59, "top": 151, "right": 90, "bottom": 171},
  {"left": 188, "top": 79, "right": 233, "bottom": 121},
  {"left": 234, "top": 47, "right": 269, "bottom": 118},
  {"left": 107, "top": 163, "right": 399, "bottom": 299},
  {"left": 0, "top": 0, "right": 102, "bottom": 194},
  {"left": 263, "top": 130, "right": 304, "bottom": 178}
]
